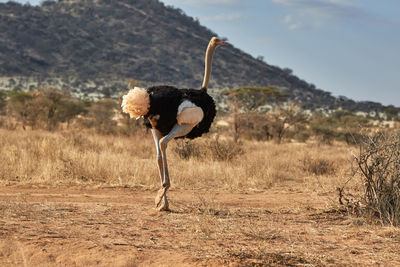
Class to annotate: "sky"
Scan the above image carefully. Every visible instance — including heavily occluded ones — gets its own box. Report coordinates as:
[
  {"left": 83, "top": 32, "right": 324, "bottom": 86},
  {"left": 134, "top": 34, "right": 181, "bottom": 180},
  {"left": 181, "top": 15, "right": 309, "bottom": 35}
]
[{"left": 2, "top": 0, "right": 400, "bottom": 106}]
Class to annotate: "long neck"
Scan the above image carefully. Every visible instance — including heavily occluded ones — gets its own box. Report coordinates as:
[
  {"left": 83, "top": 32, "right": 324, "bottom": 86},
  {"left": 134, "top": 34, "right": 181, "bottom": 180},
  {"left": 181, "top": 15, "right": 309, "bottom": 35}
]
[{"left": 201, "top": 43, "right": 216, "bottom": 91}]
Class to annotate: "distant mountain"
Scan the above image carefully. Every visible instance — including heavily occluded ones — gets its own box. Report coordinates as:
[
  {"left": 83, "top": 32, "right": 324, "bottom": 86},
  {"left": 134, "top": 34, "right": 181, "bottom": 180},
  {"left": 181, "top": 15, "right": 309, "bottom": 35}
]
[{"left": 0, "top": 0, "right": 396, "bottom": 114}]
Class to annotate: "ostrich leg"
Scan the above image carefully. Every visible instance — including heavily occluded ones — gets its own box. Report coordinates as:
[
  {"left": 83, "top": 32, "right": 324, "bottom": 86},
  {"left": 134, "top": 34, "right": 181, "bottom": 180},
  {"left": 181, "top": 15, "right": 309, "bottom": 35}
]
[
  {"left": 155, "top": 123, "right": 196, "bottom": 211},
  {"left": 151, "top": 129, "right": 166, "bottom": 207}
]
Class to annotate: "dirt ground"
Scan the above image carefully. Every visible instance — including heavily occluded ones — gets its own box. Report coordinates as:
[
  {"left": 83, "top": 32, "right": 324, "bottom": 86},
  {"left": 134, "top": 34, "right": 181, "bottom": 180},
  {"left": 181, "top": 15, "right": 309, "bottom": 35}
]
[{"left": 0, "top": 186, "right": 399, "bottom": 266}]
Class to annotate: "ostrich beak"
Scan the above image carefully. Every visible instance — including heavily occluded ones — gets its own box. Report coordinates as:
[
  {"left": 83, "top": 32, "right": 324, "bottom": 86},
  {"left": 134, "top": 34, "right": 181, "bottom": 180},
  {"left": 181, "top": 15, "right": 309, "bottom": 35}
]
[{"left": 216, "top": 40, "right": 229, "bottom": 46}]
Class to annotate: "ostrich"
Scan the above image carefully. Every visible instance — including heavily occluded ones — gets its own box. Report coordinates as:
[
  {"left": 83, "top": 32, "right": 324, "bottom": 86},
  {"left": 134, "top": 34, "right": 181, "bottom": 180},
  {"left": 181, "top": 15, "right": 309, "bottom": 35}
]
[{"left": 121, "top": 37, "right": 227, "bottom": 211}]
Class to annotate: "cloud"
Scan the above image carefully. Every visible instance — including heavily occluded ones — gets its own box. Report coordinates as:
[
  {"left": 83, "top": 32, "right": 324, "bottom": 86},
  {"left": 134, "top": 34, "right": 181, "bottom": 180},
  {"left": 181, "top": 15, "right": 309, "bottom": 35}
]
[
  {"left": 271, "top": 0, "right": 375, "bottom": 29},
  {"left": 283, "top": 15, "right": 301, "bottom": 30}
]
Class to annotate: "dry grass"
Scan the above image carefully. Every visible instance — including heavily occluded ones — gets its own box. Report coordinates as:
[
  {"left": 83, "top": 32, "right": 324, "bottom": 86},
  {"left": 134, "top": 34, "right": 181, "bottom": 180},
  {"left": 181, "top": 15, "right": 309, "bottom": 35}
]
[
  {"left": 1, "top": 128, "right": 400, "bottom": 266},
  {"left": 2, "top": 187, "right": 400, "bottom": 266},
  {"left": 0, "top": 129, "right": 352, "bottom": 192}
]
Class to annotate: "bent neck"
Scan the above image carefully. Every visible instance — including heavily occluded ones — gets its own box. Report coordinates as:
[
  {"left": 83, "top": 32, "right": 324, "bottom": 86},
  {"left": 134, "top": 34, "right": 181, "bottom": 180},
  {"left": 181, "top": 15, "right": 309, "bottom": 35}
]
[{"left": 201, "top": 43, "right": 217, "bottom": 91}]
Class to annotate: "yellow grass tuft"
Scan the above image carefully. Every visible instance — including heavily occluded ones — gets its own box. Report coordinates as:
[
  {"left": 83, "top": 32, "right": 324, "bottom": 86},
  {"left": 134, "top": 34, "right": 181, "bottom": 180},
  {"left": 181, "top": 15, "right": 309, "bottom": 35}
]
[{"left": 0, "top": 129, "right": 352, "bottom": 193}]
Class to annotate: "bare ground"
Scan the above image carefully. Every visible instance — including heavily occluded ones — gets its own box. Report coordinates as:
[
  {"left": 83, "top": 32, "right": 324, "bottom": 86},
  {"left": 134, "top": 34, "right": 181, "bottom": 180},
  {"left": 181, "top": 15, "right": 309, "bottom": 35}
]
[{"left": 0, "top": 186, "right": 399, "bottom": 266}]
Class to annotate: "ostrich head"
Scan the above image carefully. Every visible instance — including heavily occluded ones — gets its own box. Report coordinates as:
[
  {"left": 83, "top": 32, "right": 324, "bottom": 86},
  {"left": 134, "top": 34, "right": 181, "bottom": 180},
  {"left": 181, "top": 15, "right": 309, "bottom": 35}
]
[
  {"left": 202, "top": 37, "right": 228, "bottom": 90},
  {"left": 210, "top": 37, "right": 228, "bottom": 48}
]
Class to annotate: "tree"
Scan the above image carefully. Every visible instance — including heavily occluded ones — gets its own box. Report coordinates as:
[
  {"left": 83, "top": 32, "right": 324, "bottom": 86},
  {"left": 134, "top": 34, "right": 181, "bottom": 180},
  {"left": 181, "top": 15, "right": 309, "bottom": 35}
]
[
  {"left": 225, "top": 95, "right": 242, "bottom": 143},
  {"left": 7, "top": 90, "right": 37, "bottom": 128},
  {"left": 283, "top": 68, "right": 293, "bottom": 75},
  {"left": 37, "top": 88, "right": 68, "bottom": 130},
  {"left": 7, "top": 87, "right": 87, "bottom": 130},
  {"left": 40, "top": 0, "right": 56, "bottom": 6},
  {"left": 222, "top": 86, "right": 289, "bottom": 112},
  {"left": 57, "top": 98, "right": 87, "bottom": 127},
  {"left": 266, "top": 103, "right": 308, "bottom": 144},
  {"left": 310, "top": 110, "right": 370, "bottom": 144},
  {"left": 222, "top": 86, "right": 289, "bottom": 142},
  {"left": 0, "top": 90, "right": 7, "bottom": 115},
  {"left": 88, "top": 99, "right": 117, "bottom": 134},
  {"left": 384, "top": 105, "right": 399, "bottom": 121}
]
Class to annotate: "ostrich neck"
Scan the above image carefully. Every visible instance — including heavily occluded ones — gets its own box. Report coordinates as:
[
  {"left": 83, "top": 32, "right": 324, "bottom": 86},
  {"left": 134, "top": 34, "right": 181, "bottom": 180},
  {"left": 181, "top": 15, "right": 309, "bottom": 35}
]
[{"left": 201, "top": 44, "right": 216, "bottom": 91}]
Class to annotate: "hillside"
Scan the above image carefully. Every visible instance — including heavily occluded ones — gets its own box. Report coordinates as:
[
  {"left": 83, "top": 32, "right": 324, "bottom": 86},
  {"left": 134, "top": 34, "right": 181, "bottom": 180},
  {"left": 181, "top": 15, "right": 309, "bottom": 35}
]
[{"left": 0, "top": 0, "right": 394, "bottom": 113}]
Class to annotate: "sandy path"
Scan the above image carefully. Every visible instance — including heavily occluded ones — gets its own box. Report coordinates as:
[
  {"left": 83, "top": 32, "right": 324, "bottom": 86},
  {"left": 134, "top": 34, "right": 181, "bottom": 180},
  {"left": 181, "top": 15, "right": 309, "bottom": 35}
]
[{"left": 0, "top": 186, "right": 399, "bottom": 266}]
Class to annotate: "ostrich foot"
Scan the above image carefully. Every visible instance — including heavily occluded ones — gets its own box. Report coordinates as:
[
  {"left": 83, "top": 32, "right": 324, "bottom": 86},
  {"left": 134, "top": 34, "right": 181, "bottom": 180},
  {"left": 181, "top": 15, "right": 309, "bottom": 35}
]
[
  {"left": 155, "top": 189, "right": 169, "bottom": 211},
  {"left": 155, "top": 188, "right": 166, "bottom": 207},
  {"left": 155, "top": 188, "right": 169, "bottom": 211},
  {"left": 156, "top": 197, "right": 169, "bottom": 211}
]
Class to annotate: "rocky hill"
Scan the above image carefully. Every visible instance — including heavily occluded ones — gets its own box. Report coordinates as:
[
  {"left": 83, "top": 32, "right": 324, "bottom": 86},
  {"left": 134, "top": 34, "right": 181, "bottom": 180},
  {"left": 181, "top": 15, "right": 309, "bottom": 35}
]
[{"left": 0, "top": 0, "right": 396, "bottom": 113}]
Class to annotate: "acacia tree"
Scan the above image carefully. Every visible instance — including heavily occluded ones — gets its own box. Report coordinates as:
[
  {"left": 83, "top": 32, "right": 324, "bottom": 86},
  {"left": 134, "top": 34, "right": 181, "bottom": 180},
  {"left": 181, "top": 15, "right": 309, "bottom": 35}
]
[
  {"left": 222, "top": 86, "right": 289, "bottom": 112},
  {"left": 0, "top": 90, "right": 6, "bottom": 115},
  {"left": 384, "top": 105, "right": 400, "bottom": 121},
  {"left": 38, "top": 88, "right": 68, "bottom": 130},
  {"left": 28, "top": 87, "right": 87, "bottom": 130},
  {"left": 7, "top": 88, "right": 87, "bottom": 130},
  {"left": 266, "top": 103, "right": 308, "bottom": 144},
  {"left": 57, "top": 99, "right": 87, "bottom": 127},
  {"left": 222, "top": 86, "right": 289, "bottom": 142},
  {"left": 7, "top": 90, "right": 37, "bottom": 128},
  {"left": 310, "top": 110, "right": 371, "bottom": 144},
  {"left": 88, "top": 98, "right": 117, "bottom": 134}
]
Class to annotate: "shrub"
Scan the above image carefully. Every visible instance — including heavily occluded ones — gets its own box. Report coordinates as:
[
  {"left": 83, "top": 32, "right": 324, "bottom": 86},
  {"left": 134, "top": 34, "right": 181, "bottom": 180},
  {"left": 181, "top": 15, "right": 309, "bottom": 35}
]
[
  {"left": 0, "top": 90, "right": 6, "bottom": 115},
  {"left": 310, "top": 111, "right": 370, "bottom": 145},
  {"left": 175, "top": 140, "right": 200, "bottom": 159},
  {"left": 341, "top": 130, "right": 400, "bottom": 226},
  {"left": 310, "top": 124, "right": 337, "bottom": 145},
  {"left": 205, "top": 136, "right": 244, "bottom": 161},
  {"left": 344, "top": 131, "right": 366, "bottom": 145},
  {"left": 6, "top": 88, "right": 87, "bottom": 130},
  {"left": 87, "top": 98, "right": 117, "bottom": 134},
  {"left": 302, "top": 156, "right": 335, "bottom": 176},
  {"left": 174, "top": 135, "right": 244, "bottom": 161}
]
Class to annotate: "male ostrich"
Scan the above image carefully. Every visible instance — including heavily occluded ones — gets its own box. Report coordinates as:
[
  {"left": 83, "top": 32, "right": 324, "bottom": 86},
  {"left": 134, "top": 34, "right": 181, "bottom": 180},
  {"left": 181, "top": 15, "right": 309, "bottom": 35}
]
[{"left": 121, "top": 37, "right": 227, "bottom": 211}]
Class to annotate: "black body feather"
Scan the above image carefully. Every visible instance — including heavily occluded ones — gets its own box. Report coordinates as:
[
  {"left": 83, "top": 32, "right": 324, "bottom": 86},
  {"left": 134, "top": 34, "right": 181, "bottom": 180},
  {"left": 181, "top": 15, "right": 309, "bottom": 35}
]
[{"left": 144, "top": 86, "right": 216, "bottom": 139}]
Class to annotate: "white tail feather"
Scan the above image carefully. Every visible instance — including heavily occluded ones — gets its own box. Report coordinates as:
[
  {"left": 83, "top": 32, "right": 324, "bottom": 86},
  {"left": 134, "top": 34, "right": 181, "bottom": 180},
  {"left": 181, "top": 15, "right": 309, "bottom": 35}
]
[{"left": 121, "top": 87, "right": 150, "bottom": 119}]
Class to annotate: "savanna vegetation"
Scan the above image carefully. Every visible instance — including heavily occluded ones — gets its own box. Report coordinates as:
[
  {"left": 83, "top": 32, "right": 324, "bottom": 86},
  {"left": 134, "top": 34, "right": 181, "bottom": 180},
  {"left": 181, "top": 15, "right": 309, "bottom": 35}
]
[
  {"left": 1, "top": 86, "right": 400, "bottom": 266},
  {"left": 0, "top": 86, "right": 399, "bottom": 225}
]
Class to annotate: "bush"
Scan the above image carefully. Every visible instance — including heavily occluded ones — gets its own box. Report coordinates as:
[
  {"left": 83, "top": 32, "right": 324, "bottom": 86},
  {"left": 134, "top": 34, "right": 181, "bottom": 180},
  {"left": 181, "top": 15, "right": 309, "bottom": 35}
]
[
  {"left": 344, "top": 131, "right": 366, "bottom": 145},
  {"left": 0, "top": 90, "right": 6, "bottom": 115},
  {"left": 302, "top": 156, "right": 335, "bottom": 176},
  {"left": 175, "top": 140, "right": 200, "bottom": 159},
  {"left": 206, "top": 136, "right": 244, "bottom": 161},
  {"left": 310, "top": 124, "right": 337, "bottom": 145},
  {"left": 5, "top": 88, "right": 87, "bottom": 130},
  {"left": 341, "top": 130, "right": 400, "bottom": 226},
  {"left": 310, "top": 111, "right": 370, "bottom": 145},
  {"left": 174, "top": 136, "right": 244, "bottom": 161},
  {"left": 87, "top": 98, "right": 117, "bottom": 134}
]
